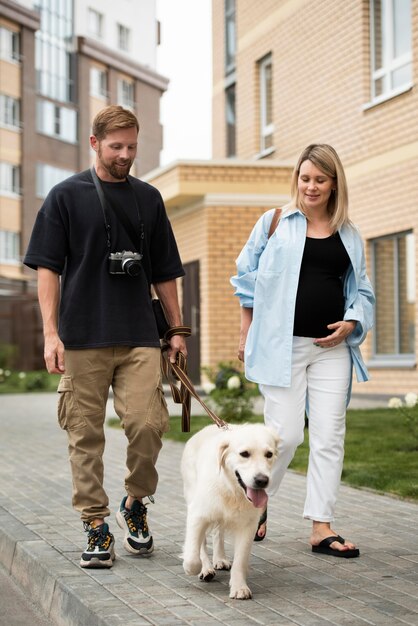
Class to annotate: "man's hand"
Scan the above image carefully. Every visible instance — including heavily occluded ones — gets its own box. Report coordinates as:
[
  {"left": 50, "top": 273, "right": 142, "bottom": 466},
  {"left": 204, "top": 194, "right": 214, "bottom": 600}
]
[
  {"left": 167, "top": 334, "right": 187, "bottom": 364},
  {"left": 44, "top": 333, "right": 65, "bottom": 374}
]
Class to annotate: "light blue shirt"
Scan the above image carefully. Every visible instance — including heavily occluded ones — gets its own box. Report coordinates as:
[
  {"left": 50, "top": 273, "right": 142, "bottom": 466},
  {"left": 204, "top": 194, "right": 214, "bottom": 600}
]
[{"left": 231, "top": 207, "right": 375, "bottom": 390}]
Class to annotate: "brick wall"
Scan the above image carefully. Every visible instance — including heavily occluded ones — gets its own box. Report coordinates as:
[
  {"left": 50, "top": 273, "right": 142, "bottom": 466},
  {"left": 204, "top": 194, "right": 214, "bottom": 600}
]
[{"left": 212, "top": 0, "right": 418, "bottom": 394}]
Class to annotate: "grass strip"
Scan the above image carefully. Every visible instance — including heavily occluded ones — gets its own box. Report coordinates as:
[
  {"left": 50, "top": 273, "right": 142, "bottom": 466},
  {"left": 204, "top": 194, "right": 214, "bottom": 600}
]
[{"left": 109, "top": 408, "right": 418, "bottom": 501}]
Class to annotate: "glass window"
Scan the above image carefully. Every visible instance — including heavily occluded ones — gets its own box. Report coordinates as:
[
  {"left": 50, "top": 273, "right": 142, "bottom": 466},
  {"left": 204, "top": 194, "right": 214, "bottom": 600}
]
[
  {"left": 225, "top": 0, "right": 236, "bottom": 74},
  {"left": 372, "top": 232, "right": 415, "bottom": 357},
  {"left": 0, "top": 231, "right": 20, "bottom": 264},
  {"left": 90, "top": 67, "right": 108, "bottom": 99},
  {"left": 117, "top": 24, "right": 130, "bottom": 52},
  {"left": 35, "top": 0, "right": 74, "bottom": 103},
  {"left": 0, "top": 162, "right": 21, "bottom": 195},
  {"left": 259, "top": 54, "right": 274, "bottom": 153},
  {"left": 117, "top": 79, "right": 134, "bottom": 109},
  {"left": 36, "top": 163, "right": 74, "bottom": 199},
  {"left": 225, "top": 83, "right": 236, "bottom": 157},
  {"left": 370, "top": 0, "right": 412, "bottom": 102},
  {"left": 0, "top": 95, "right": 20, "bottom": 128},
  {"left": 36, "top": 99, "right": 77, "bottom": 143},
  {"left": 0, "top": 27, "right": 20, "bottom": 62},
  {"left": 88, "top": 8, "right": 103, "bottom": 38}
]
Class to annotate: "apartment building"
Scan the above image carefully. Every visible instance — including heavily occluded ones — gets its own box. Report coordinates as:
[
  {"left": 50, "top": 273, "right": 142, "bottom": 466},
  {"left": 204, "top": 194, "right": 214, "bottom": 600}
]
[
  {"left": 0, "top": 0, "right": 167, "bottom": 368},
  {"left": 147, "top": 0, "right": 417, "bottom": 393}
]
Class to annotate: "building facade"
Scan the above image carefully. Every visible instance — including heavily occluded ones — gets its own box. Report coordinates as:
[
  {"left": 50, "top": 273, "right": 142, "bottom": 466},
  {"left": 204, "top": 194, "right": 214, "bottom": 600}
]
[
  {"left": 147, "top": 0, "right": 417, "bottom": 393},
  {"left": 0, "top": 0, "right": 167, "bottom": 369}
]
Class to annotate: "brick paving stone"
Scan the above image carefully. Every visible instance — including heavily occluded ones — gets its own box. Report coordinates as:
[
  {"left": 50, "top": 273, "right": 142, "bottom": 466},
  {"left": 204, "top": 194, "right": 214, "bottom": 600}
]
[{"left": 1, "top": 392, "right": 418, "bottom": 626}]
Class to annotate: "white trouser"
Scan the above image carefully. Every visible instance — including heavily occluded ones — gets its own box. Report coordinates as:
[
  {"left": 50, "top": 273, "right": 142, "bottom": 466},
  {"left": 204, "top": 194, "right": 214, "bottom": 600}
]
[{"left": 259, "top": 336, "right": 351, "bottom": 522}]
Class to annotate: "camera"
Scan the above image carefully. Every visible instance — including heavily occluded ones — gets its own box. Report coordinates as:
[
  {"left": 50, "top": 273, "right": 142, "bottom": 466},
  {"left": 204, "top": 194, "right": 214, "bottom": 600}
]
[{"left": 108, "top": 251, "right": 142, "bottom": 277}]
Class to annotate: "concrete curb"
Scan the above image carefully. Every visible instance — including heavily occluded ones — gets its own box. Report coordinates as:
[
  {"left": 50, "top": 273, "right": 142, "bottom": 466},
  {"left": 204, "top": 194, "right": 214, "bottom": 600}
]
[{"left": 0, "top": 507, "right": 146, "bottom": 626}]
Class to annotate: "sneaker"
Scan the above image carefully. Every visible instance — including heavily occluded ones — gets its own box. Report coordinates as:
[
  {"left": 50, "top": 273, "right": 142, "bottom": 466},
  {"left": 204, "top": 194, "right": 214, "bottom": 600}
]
[
  {"left": 80, "top": 522, "right": 115, "bottom": 568},
  {"left": 116, "top": 496, "right": 154, "bottom": 555}
]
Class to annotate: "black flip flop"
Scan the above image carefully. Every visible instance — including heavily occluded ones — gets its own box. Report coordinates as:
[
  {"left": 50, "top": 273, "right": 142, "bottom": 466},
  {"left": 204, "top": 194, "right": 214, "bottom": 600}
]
[
  {"left": 254, "top": 508, "right": 267, "bottom": 542},
  {"left": 312, "top": 535, "right": 360, "bottom": 558}
]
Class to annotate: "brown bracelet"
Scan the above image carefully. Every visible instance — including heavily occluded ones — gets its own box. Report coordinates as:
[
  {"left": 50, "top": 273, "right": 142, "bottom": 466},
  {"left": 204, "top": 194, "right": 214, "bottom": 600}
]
[{"left": 164, "top": 326, "right": 192, "bottom": 341}]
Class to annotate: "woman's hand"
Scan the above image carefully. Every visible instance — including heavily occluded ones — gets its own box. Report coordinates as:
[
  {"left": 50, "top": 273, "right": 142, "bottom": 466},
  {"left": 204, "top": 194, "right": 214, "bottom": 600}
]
[
  {"left": 238, "top": 335, "right": 246, "bottom": 362},
  {"left": 238, "top": 307, "right": 253, "bottom": 362},
  {"left": 313, "top": 320, "right": 356, "bottom": 348}
]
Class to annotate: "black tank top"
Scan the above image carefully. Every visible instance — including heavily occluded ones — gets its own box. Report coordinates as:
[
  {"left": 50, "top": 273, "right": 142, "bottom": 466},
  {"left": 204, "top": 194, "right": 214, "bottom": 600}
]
[{"left": 293, "top": 233, "right": 350, "bottom": 338}]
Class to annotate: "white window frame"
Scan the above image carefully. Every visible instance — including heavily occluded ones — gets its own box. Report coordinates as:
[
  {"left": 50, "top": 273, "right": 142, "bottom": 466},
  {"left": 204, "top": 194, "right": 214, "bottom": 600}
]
[
  {"left": 90, "top": 67, "right": 108, "bottom": 99},
  {"left": 0, "top": 27, "right": 20, "bottom": 62},
  {"left": 225, "top": 0, "right": 236, "bottom": 75},
  {"left": 0, "top": 94, "right": 21, "bottom": 129},
  {"left": 36, "top": 100, "right": 77, "bottom": 144},
  {"left": 0, "top": 230, "right": 20, "bottom": 265},
  {"left": 117, "top": 24, "right": 131, "bottom": 52},
  {"left": 117, "top": 79, "right": 135, "bottom": 109},
  {"left": 369, "top": 0, "right": 412, "bottom": 105},
  {"left": 370, "top": 231, "right": 416, "bottom": 367},
  {"left": 36, "top": 163, "right": 75, "bottom": 199},
  {"left": 0, "top": 162, "right": 21, "bottom": 196},
  {"left": 88, "top": 8, "right": 103, "bottom": 39},
  {"left": 259, "top": 54, "right": 274, "bottom": 156}
]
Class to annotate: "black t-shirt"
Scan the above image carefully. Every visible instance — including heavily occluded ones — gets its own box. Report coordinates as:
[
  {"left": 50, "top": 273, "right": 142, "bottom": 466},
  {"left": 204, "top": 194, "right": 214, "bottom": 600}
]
[
  {"left": 24, "top": 169, "right": 185, "bottom": 348},
  {"left": 293, "top": 233, "right": 350, "bottom": 338}
]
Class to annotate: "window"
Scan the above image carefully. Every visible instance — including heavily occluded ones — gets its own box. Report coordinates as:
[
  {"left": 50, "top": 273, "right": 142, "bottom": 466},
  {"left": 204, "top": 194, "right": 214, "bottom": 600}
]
[
  {"left": 225, "top": 0, "right": 236, "bottom": 74},
  {"left": 370, "top": 0, "right": 412, "bottom": 102},
  {"left": 259, "top": 54, "right": 274, "bottom": 154},
  {"left": 88, "top": 8, "right": 103, "bottom": 38},
  {"left": 117, "top": 79, "right": 134, "bottom": 109},
  {"left": 371, "top": 232, "right": 415, "bottom": 362},
  {"left": 117, "top": 24, "right": 130, "bottom": 52},
  {"left": 0, "top": 162, "right": 21, "bottom": 195},
  {"left": 0, "top": 230, "right": 19, "bottom": 264},
  {"left": 35, "top": 0, "right": 75, "bottom": 103},
  {"left": 37, "top": 100, "right": 77, "bottom": 143},
  {"left": 0, "top": 95, "right": 20, "bottom": 129},
  {"left": 36, "top": 163, "right": 74, "bottom": 199},
  {"left": 90, "top": 67, "right": 108, "bottom": 99},
  {"left": 225, "top": 83, "right": 236, "bottom": 157},
  {"left": 0, "top": 27, "right": 20, "bottom": 62}
]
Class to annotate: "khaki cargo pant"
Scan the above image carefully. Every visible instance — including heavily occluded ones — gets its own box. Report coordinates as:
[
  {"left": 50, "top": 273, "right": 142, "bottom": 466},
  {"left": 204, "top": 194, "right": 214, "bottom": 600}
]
[{"left": 57, "top": 347, "right": 169, "bottom": 522}]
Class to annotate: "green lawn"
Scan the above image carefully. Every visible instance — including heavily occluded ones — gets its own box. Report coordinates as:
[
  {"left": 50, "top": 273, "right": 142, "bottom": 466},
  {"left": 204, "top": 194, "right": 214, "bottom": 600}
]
[{"left": 117, "top": 408, "right": 417, "bottom": 502}]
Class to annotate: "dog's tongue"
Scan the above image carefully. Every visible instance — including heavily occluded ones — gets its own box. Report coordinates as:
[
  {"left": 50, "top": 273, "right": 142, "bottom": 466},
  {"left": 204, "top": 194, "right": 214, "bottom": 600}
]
[{"left": 247, "top": 488, "right": 268, "bottom": 509}]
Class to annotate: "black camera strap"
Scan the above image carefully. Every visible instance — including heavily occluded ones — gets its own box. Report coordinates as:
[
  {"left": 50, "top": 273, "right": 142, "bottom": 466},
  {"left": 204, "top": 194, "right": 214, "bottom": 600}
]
[{"left": 90, "top": 166, "right": 144, "bottom": 256}]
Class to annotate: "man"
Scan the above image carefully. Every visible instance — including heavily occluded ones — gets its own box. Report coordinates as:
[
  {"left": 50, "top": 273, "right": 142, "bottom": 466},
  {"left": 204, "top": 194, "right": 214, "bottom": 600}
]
[{"left": 24, "top": 105, "right": 186, "bottom": 568}]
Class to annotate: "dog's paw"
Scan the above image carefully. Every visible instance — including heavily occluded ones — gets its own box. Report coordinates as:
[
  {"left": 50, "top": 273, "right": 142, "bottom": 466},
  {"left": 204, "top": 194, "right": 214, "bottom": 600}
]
[
  {"left": 213, "top": 558, "right": 232, "bottom": 571},
  {"left": 199, "top": 567, "right": 216, "bottom": 582},
  {"left": 183, "top": 558, "right": 202, "bottom": 576},
  {"left": 229, "top": 585, "right": 252, "bottom": 600}
]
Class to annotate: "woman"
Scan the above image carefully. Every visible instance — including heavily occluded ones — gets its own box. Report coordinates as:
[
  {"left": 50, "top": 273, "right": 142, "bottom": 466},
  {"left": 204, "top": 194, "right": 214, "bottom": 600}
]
[{"left": 231, "top": 144, "right": 375, "bottom": 557}]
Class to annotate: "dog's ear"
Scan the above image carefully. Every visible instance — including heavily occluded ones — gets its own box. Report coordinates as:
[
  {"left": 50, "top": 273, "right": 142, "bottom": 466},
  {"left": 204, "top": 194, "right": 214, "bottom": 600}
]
[{"left": 218, "top": 440, "right": 229, "bottom": 471}]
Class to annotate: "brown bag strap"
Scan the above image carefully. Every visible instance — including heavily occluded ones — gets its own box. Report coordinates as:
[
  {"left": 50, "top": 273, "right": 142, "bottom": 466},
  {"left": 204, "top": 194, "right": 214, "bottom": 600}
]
[
  {"left": 161, "top": 347, "right": 228, "bottom": 432},
  {"left": 268, "top": 207, "right": 282, "bottom": 238}
]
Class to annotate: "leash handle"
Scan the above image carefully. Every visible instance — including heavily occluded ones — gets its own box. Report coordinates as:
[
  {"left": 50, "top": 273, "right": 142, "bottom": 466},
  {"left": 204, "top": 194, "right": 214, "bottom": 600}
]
[{"left": 161, "top": 348, "right": 228, "bottom": 432}]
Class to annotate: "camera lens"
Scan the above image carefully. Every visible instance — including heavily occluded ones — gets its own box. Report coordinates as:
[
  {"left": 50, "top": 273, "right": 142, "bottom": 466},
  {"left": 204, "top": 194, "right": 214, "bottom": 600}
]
[{"left": 123, "top": 259, "right": 141, "bottom": 277}]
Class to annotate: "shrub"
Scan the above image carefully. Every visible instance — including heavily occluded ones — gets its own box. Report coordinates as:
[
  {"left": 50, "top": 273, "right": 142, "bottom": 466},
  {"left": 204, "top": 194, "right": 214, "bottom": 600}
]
[{"left": 202, "top": 362, "right": 259, "bottom": 423}]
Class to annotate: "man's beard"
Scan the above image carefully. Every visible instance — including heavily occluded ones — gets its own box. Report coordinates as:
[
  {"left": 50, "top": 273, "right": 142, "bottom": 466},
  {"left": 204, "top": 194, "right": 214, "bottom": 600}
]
[{"left": 98, "top": 146, "right": 132, "bottom": 180}]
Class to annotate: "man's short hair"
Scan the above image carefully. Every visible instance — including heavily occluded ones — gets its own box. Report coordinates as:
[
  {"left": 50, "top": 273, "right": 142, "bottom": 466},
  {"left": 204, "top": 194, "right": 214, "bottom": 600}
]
[{"left": 92, "top": 105, "right": 139, "bottom": 140}]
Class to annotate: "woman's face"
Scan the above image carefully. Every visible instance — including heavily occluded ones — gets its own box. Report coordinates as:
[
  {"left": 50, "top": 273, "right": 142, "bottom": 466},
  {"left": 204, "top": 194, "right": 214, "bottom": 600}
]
[{"left": 297, "top": 159, "right": 335, "bottom": 214}]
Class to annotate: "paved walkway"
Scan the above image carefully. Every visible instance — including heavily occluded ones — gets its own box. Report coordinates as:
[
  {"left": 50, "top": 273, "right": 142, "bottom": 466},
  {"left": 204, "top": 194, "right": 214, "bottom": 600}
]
[{"left": 0, "top": 392, "right": 417, "bottom": 626}]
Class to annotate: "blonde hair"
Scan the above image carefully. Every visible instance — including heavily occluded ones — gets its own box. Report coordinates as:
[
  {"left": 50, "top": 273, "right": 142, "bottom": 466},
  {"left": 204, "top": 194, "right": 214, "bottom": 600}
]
[
  {"left": 92, "top": 105, "right": 139, "bottom": 140},
  {"left": 289, "top": 144, "right": 350, "bottom": 232}
]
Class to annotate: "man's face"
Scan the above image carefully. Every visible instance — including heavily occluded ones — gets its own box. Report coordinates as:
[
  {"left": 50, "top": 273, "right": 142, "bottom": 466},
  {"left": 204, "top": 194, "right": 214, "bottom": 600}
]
[{"left": 90, "top": 126, "right": 138, "bottom": 182}]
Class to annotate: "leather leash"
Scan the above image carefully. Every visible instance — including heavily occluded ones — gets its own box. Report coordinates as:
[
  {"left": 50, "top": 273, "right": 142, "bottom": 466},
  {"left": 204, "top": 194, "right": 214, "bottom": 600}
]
[{"left": 161, "top": 328, "right": 228, "bottom": 432}]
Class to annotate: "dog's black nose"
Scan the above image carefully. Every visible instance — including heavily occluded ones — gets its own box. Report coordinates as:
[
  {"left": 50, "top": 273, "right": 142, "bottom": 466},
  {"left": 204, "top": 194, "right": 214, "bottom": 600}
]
[{"left": 253, "top": 474, "right": 269, "bottom": 489}]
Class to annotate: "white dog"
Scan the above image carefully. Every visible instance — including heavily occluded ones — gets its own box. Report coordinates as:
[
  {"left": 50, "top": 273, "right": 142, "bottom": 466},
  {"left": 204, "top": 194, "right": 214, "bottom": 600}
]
[{"left": 181, "top": 423, "right": 279, "bottom": 599}]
